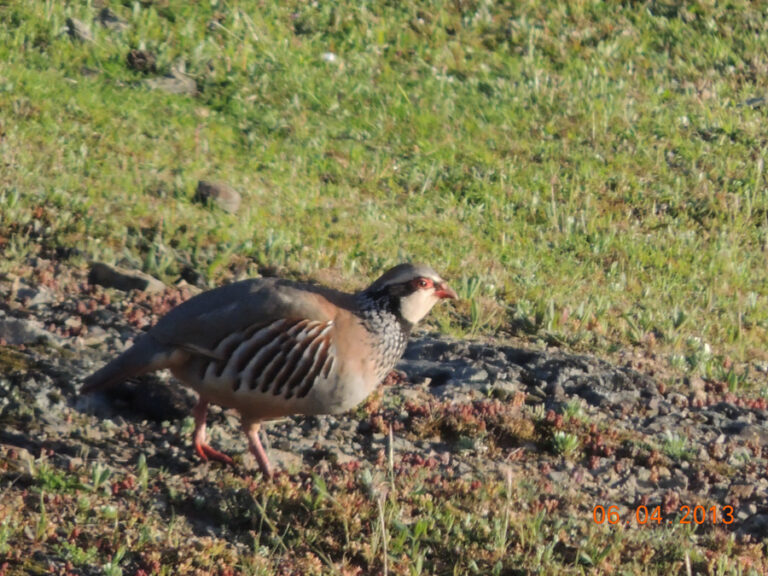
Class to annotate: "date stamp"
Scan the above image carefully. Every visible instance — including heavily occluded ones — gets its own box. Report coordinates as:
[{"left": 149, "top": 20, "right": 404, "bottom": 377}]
[{"left": 593, "top": 505, "right": 735, "bottom": 526}]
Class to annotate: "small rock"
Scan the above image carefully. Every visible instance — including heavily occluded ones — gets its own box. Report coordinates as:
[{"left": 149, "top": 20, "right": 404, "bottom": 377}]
[
  {"left": 453, "top": 365, "right": 488, "bottom": 383},
  {"left": 194, "top": 180, "right": 242, "bottom": 214},
  {"left": 661, "top": 469, "right": 688, "bottom": 491},
  {"left": 546, "top": 381, "right": 566, "bottom": 400},
  {"left": 81, "top": 326, "right": 109, "bottom": 346},
  {"left": 737, "top": 513, "right": 768, "bottom": 539},
  {"left": 715, "top": 433, "right": 726, "bottom": 444},
  {"left": 735, "top": 424, "right": 768, "bottom": 447},
  {"left": 66, "top": 17, "right": 93, "bottom": 42},
  {"left": 0, "top": 316, "right": 57, "bottom": 345},
  {"left": 656, "top": 465, "right": 671, "bottom": 479},
  {"left": 88, "top": 262, "right": 166, "bottom": 293},
  {"left": 96, "top": 7, "right": 128, "bottom": 31},
  {"left": 398, "top": 357, "right": 452, "bottom": 387},
  {"left": 273, "top": 439, "right": 292, "bottom": 451},
  {"left": 743, "top": 97, "right": 766, "bottom": 109},
  {"left": 712, "top": 402, "right": 741, "bottom": 419},
  {"left": 547, "top": 469, "right": 570, "bottom": 485},
  {"left": 616, "top": 474, "right": 638, "bottom": 501},
  {"left": 727, "top": 447, "right": 753, "bottom": 467},
  {"left": 392, "top": 435, "right": 417, "bottom": 454},
  {"left": 635, "top": 467, "right": 653, "bottom": 488},
  {"left": 17, "top": 284, "right": 56, "bottom": 308},
  {"left": 485, "top": 379, "right": 521, "bottom": 399},
  {"left": 145, "top": 69, "right": 197, "bottom": 95},
  {"left": 667, "top": 392, "right": 689, "bottom": 408}
]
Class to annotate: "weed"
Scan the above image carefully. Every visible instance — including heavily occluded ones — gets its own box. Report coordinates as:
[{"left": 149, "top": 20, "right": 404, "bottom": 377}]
[
  {"left": 0, "top": 521, "right": 9, "bottom": 555},
  {"left": 35, "top": 493, "right": 48, "bottom": 542},
  {"left": 103, "top": 546, "right": 126, "bottom": 576},
  {"left": 662, "top": 431, "right": 693, "bottom": 462},
  {"left": 552, "top": 430, "right": 580, "bottom": 457},
  {"left": 562, "top": 399, "right": 584, "bottom": 422},
  {"left": 136, "top": 453, "right": 149, "bottom": 492},
  {"left": 57, "top": 542, "right": 99, "bottom": 566},
  {"left": 90, "top": 462, "right": 112, "bottom": 492}
]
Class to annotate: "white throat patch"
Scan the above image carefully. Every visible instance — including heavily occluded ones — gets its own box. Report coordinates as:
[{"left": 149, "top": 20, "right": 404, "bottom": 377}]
[{"left": 399, "top": 289, "right": 439, "bottom": 325}]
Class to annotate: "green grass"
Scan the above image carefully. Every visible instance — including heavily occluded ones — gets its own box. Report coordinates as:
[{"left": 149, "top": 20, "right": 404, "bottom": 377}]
[
  {"left": 2, "top": 1, "right": 768, "bottom": 384},
  {"left": 2, "top": 1, "right": 768, "bottom": 573},
  {"left": 552, "top": 430, "right": 580, "bottom": 458},
  {"left": 0, "top": 1, "right": 768, "bottom": 382},
  {"left": 662, "top": 431, "right": 694, "bottom": 462}
]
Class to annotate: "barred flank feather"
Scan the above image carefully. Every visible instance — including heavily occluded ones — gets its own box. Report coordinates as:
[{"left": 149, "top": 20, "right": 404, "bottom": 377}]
[{"left": 192, "top": 318, "right": 336, "bottom": 400}]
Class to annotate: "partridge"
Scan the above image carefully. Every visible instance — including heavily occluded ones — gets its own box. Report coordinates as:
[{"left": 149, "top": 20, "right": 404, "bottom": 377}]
[{"left": 81, "top": 263, "right": 457, "bottom": 476}]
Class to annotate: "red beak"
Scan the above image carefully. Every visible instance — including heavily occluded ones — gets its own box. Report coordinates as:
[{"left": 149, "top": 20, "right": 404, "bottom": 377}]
[{"left": 435, "top": 283, "right": 458, "bottom": 300}]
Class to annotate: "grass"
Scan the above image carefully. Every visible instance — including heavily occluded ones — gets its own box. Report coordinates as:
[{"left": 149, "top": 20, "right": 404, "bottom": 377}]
[
  {"left": 0, "top": 450, "right": 716, "bottom": 574},
  {"left": 662, "top": 431, "right": 694, "bottom": 462},
  {"left": 1, "top": 1, "right": 767, "bottom": 384},
  {"left": 2, "top": 0, "right": 768, "bottom": 573},
  {"left": 552, "top": 430, "right": 580, "bottom": 458}
]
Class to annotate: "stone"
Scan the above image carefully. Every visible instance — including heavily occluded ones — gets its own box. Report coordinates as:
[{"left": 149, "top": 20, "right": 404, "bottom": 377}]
[
  {"left": 194, "top": 181, "right": 242, "bottom": 214},
  {"left": 737, "top": 513, "right": 768, "bottom": 539},
  {"left": 66, "top": 17, "right": 93, "bottom": 42},
  {"left": 0, "top": 315, "right": 57, "bottom": 346},
  {"left": 145, "top": 69, "right": 197, "bottom": 95},
  {"left": 735, "top": 424, "right": 768, "bottom": 447},
  {"left": 96, "top": 7, "right": 128, "bottom": 31},
  {"left": 88, "top": 262, "right": 166, "bottom": 293},
  {"left": 16, "top": 284, "right": 56, "bottom": 308}
]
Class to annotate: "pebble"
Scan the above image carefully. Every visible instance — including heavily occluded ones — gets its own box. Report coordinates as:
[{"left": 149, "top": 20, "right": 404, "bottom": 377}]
[
  {"left": 194, "top": 181, "right": 242, "bottom": 214},
  {"left": 66, "top": 17, "right": 93, "bottom": 42},
  {"left": 17, "top": 285, "right": 56, "bottom": 308},
  {"left": 0, "top": 314, "right": 58, "bottom": 345},
  {"left": 88, "top": 262, "right": 166, "bottom": 293},
  {"left": 96, "top": 7, "right": 128, "bottom": 31},
  {"left": 145, "top": 69, "right": 197, "bottom": 95}
]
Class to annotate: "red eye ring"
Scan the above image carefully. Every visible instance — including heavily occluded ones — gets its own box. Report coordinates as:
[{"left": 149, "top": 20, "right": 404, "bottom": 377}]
[{"left": 415, "top": 278, "right": 433, "bottom": 289}]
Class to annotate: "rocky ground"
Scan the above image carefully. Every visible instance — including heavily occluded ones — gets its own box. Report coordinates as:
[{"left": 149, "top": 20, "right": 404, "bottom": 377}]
[{"left": 1, "top": 258, "right": 767, "bottom": 574}]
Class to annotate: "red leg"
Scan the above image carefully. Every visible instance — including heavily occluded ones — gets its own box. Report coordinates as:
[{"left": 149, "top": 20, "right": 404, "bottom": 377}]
[
  {"left": 243, "top": 421, "right": 272, "bottom": 478},
  {"left": 192, "top": 398, "right": 234, "bottom": 466}
]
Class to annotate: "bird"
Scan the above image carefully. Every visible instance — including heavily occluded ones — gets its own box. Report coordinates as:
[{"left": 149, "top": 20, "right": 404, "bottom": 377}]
[{"left": 81, "top": 263, "right": 457, "bottom": 477}]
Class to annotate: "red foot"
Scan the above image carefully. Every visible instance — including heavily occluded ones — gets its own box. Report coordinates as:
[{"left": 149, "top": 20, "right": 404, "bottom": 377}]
[{"left": 194, "top": 441, "right": 235, "bottom": 466}]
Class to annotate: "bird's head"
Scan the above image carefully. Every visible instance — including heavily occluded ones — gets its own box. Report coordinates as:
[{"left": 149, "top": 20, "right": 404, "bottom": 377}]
[{"left": 364, "top": 263, "right": 457, "bottom": 327}]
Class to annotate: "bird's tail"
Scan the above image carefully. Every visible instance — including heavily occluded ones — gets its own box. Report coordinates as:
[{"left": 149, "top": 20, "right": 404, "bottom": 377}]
[{"left": 81, "top": 335, "right": 171, "bottom": 393}]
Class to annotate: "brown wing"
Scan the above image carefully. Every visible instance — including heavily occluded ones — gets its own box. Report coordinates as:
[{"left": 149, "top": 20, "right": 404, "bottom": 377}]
[
  {"left": 191, "top": 318, "right": 336, "bottom": 401},
  {"left": 150, "top": 277, "right": 352, "bottom": 357}
]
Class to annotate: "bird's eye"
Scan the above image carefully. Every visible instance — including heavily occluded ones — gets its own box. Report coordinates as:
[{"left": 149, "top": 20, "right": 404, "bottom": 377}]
[{"left": 416, "top": 278, "right": 432, "bottom": 289}]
